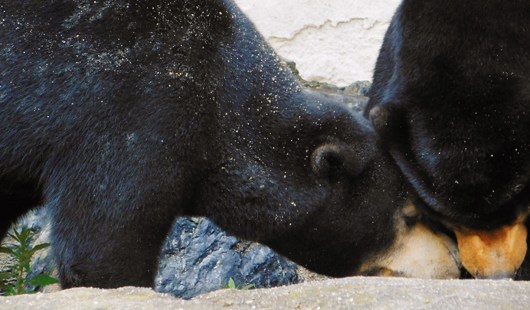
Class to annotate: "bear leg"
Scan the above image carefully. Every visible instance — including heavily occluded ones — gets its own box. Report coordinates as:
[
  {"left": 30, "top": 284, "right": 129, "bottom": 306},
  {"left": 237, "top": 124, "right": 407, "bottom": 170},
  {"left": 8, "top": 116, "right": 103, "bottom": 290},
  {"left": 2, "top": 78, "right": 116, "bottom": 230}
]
[{"left": 51, "top": 202, "right": 177, "bottom": 289}]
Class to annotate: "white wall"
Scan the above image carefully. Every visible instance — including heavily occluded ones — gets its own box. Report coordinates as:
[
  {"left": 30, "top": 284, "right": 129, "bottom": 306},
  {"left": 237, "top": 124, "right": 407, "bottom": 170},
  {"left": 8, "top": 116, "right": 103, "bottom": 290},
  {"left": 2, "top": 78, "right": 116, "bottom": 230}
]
[{"left": 234, "top": 0, "right": 402, "bottom": 87}]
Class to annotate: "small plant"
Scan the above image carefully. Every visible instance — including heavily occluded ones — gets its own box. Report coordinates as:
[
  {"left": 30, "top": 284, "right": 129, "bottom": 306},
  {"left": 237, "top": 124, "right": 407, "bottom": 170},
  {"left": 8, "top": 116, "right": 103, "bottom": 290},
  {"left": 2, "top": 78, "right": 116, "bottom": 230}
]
[
  {"left": 222, "top": 277, "right": 255, "bottom": 290},
  {"left": 0, "top": 226, "right": 59, "bottom": 295}
]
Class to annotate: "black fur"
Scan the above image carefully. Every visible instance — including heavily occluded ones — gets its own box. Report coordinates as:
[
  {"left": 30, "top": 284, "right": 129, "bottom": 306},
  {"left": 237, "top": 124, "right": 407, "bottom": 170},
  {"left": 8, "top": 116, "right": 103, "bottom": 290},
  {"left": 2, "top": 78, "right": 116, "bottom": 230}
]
[
  {"left": 0, "top": 0, "right": 405, "bottom": 288},
  {"left": 366, "top": 0, "right": 530, "bottom": 231}
]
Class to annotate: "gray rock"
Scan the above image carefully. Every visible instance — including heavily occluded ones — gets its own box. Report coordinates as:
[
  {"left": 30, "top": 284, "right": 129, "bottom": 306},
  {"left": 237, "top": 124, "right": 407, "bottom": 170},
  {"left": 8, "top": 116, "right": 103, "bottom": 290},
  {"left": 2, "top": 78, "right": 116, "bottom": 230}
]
[
  {"left": 283, "top": 60, "right": 371, "bottom": 112},
  {"left": 155, "top": 217, "right": 300, "bottom": 299}
]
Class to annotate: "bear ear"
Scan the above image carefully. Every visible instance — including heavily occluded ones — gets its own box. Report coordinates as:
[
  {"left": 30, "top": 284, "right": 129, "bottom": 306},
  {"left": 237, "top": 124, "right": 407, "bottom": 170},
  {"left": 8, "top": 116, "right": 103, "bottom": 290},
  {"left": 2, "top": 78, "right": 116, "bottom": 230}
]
[
  {"left": 368, "top": 104, "right": 407, "bottom": 149},
  {"left": 368, "top": 106, "right": 390, "bottom": 134},
  {"left": 311, "top": 143, "right": 370, "bottom": 183}
]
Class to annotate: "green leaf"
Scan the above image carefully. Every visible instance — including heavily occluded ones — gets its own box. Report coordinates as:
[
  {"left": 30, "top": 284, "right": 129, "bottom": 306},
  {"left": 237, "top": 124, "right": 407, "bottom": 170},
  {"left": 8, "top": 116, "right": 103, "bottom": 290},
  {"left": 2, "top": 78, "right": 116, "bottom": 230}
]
[
  {"left": 3, "top": 285, "right": 16, "bottom": 296},
  {"left": 27, "top": 274, "right": 60, "bottom": 287},
  {"left": 29, "top": 243, "right": 50, "bottom": 253},
  {"left": 12, "top": 229, "right": 22, "bottom": 242},
  {"left": 241, "top": 283, "right": 255, "bottom": 290},
  {"left": 26, "top": 243, "right": 50, "bottom": 259},
  {"left": 20, "top": 259, "right": 31, "bottom": 273},
  {"left": 6, "top": 265, "right": 20, "bottom": 271},
  {"left": 0, "top": 247, "right": 15, "bottom": 256},
  {"left": 0, "top": 226, "right": 57, "bottom": 295},
  {"left": 222, "top": 278, "right": 254, "bottom": 290},
  {"left": 4, "top": 248, "right": 22, "bottom": 260},
  {"left": 0, "top": 272, "right": 15, "bottom": 280},
  {"left": 7, "top": 232, "right": 18, "bottom": 242},
  {"left": 221, "top": 278, "right": 254, "bottom": 290}
]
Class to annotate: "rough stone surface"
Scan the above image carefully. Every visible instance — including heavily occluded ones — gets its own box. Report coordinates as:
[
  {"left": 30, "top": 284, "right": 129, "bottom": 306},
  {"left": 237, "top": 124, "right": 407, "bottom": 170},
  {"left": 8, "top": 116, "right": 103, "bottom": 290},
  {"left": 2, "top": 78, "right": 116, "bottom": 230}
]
[
  {"left": 284, "top": 60, "right": 371, "bottom": 112},
  {"left": 155, "top": 217, "right": 300, "bottom": 299},
  {"left": 234, "top": 0, "right": 402, "bottom": 85},
  {"left": 2, "top": 277, "right": 530, "bottom": 310}
]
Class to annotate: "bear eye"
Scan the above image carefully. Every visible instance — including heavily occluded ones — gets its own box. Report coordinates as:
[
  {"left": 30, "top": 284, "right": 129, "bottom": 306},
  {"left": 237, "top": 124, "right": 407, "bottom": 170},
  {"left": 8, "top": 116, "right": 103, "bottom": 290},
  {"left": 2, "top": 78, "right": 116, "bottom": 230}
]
[
  {"left": 403, "top": 213, "right": 421, "bottom": 228},
  {"left": 401, "top": 202, "right": 422, "bottom": 228}
]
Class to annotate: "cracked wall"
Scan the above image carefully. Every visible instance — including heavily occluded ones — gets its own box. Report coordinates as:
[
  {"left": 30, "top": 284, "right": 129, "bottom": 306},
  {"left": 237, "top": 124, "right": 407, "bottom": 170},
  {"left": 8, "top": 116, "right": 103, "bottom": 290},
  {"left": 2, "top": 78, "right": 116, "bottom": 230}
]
[{"left": 235, "top": 0, "right": 402, "bottom": 86}]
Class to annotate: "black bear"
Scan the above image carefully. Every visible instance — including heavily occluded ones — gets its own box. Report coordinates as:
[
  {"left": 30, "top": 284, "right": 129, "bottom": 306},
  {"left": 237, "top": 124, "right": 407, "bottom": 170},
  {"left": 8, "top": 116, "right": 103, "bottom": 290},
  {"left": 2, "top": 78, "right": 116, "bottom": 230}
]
[
  {"left": 365, "top": 0, "right": 530, "bottom": 279},
  {"left": 0, "top": 0, "right": 460, "bottom": 289}
]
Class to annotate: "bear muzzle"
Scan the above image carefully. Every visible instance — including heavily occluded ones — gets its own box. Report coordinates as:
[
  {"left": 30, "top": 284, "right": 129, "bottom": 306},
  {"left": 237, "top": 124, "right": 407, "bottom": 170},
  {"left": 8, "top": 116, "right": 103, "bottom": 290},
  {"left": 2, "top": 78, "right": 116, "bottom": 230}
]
[{"left": 453, "top": 212, "right": 529, "bottom": 279}]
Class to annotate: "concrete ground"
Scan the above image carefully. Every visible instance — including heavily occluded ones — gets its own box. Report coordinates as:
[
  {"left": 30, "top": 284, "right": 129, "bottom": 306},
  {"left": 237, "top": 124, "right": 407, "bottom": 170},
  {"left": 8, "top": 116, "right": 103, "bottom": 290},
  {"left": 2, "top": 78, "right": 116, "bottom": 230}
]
[{"left": 1, "top": 276, "right": 529, "bottom": 310}]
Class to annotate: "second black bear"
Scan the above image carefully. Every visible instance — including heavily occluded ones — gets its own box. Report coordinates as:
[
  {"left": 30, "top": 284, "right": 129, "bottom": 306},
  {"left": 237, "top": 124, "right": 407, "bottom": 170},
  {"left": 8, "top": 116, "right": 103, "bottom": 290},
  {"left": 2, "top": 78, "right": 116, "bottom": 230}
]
[
  {"left": 0, "top": 0, "right": 460, "bottom": 289},
  {"left": 366, "top": 0, "right": 530, "bottom": 279}
]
